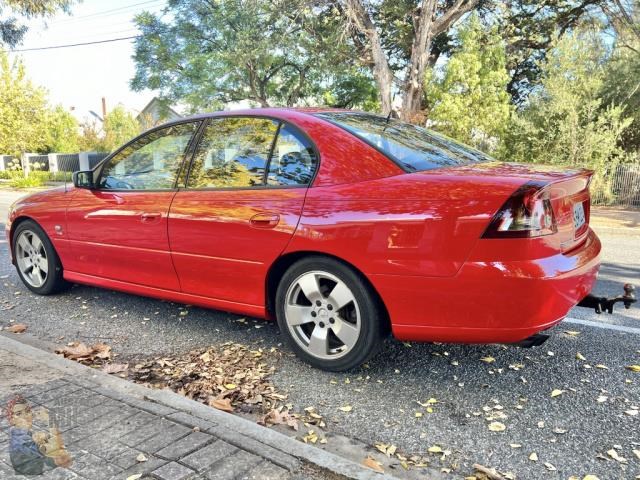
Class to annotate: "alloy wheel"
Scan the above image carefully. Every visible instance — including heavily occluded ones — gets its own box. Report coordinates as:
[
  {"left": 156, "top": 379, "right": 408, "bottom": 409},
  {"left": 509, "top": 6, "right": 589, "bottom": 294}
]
[
  {"left": 284, "top": 270, "right": 361, "bottom": 360},
  {"left": 15, "top": 230, "right": 48, "bottom": 288}
]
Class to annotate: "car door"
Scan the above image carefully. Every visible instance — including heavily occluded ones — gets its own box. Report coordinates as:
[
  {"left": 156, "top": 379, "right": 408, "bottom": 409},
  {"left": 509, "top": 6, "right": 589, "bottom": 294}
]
[
  {"left": 168, "top": 116, "right": 318, "bottom": 308},
  {"left": 65, "top": 121, "right": 201, "bottom": 290}
]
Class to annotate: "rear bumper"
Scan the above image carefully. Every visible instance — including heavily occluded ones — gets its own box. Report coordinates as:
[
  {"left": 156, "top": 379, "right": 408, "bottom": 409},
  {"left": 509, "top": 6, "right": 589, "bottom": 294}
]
[{"left": 372, "top": 228, "right": 601, "bottom": 343}]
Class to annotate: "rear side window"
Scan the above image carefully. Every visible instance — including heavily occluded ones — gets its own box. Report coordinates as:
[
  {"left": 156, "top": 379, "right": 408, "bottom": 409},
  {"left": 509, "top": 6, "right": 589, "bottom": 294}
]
[
  {"left": 188, "top": 117, "right": 279, "bottom": 188},
  {"left": 267, "top": 125, "right": 317, "bottom": 186},
  {"left": 315, "top": 112, "right": 492, "bottom": 172},
  {"left": 187, "top": 117, "right": 317, "bottom": 189}
]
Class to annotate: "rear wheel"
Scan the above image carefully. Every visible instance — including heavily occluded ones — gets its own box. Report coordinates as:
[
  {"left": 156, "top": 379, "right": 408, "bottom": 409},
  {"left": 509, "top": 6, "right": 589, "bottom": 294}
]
[
  {"left": 13, "top": 220, "right": 70, "bottom": 295},
  {"left": 276, "top": 256, "right": 385, "bottom": 371}
]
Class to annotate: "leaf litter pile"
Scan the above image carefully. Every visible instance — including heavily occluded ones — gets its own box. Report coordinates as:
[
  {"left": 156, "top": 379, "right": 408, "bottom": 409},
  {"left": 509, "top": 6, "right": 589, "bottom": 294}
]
[{"left": 126, "top": 342, "right": 289, "bottom": 415}]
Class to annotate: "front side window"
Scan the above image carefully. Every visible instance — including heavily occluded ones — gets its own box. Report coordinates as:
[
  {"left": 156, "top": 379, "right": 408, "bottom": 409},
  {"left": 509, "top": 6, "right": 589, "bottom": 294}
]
[
  {"left": 188, "top": 117, "right": 278, "bottom": 189},
  {"left": 267, "top": 125, "right": 317, "bottom": 186},
  {"left": 315, "top": 112, "right": 492, "bottom": 172},
  {"left": 99, "top": 122, "right": 198, "bottom": 190}
]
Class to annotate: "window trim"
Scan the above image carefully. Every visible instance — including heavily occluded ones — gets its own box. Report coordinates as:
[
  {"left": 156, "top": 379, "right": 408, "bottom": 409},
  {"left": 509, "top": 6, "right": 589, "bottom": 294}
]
[
  {"left": 93, "top": 119, "right": 204, "bottom": 193},
  {"left": 182, "top": 114, "right": 321, "bottom": 192}
]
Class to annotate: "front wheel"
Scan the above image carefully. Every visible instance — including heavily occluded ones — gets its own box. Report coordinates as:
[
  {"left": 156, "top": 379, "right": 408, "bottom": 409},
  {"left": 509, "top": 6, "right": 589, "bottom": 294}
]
[
  {"left": 13, "top": 220, "right": 70, "bottom": 295},
  {"left": 275, "top": 256, "right": 385, "bottom": 371}
]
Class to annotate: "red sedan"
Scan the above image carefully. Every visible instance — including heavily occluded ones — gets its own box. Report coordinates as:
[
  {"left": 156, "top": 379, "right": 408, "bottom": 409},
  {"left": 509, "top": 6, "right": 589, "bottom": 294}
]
[{"left": 6, "top": 109, "right": 601, "bottom": 371}]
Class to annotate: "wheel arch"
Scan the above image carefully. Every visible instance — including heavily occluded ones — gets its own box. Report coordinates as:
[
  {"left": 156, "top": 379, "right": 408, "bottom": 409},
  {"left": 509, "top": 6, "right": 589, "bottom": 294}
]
[
  {"left": 8, "top": 216, "right": 37, "bottom": 264},
  {"left": 265, "top": 250, "right": 391, "bottom": 334}
]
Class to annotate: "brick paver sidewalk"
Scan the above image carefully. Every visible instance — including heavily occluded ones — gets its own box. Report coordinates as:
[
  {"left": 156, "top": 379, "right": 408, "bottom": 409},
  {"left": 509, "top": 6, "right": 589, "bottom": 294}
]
[{"left": 0, "top": 347, "right": 323, "bottom": 480}]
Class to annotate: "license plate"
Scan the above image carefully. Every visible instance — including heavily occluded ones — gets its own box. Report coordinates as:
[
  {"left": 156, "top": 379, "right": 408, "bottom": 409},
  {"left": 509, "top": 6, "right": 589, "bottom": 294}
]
[{"left": 573, "top": 202, "right": 586, "bottom": 230}]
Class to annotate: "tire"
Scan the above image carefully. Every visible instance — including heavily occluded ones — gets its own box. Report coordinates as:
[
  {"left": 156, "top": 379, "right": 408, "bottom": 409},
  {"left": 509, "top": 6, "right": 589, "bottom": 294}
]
[
  {"left": 275, "top": 256, "right": 386, "bottom": 371},
  {"left": 12, "top": 220, "right": 70, "bottom": 295}
]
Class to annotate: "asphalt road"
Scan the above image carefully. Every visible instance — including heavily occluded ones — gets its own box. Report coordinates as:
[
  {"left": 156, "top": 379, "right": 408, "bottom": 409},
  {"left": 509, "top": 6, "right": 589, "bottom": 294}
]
[{"left": 1, "top": 189, "right": 639, "bottom": 480}]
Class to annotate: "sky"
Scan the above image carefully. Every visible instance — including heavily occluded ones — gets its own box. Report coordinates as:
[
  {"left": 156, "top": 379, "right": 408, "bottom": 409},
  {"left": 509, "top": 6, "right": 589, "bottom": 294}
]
[{"left": 7, "top": 0, "right": 168, "bottom": 122}]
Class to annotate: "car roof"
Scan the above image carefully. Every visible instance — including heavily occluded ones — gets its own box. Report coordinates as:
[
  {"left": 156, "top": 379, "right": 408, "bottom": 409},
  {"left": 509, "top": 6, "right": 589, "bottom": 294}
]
[{"left": 155, "top": 107, "right": 368, "bottom": 130}]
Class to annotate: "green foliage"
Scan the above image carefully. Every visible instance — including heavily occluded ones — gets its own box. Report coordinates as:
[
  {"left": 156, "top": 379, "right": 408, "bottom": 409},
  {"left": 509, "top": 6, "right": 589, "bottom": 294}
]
[
  {"left": 102, "top": 106, "right": 140, "bottom": 152},
  {"left": 44, "top": 104, "right": 79, "bottom": 153},
  {"left": 131, "top": 0, "right": 375, "bottom": 111},
  {"left": 500, "top": 30, "right": 632, "bottom": 201},
  {"left": 1, "top": 0, "right": 73, "bottom": 47},
  {"left": 9, "top": 170, "right": 47, "bottom": 188},
  {"left": 77, "top": 119, "right": 105, "bottom": 152},
  {"left": 0, "top": 51, "right": 49, "bottom": 157},
  {"left": 600, "top": 40, "right": 640, "bottom": 152},
  {"left": 425, "top": 14, "right": 511, "bottom": 152}
]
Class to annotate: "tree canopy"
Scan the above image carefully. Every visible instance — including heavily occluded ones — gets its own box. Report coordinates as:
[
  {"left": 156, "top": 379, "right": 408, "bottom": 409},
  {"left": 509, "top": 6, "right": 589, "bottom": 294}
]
[
  {"left": 131, "top": 0, "right": 377, "bottom": 112},
  {"left": 425, "top": 13, "right": 511, "bottom": 152},
  {"left": 0, "top": 51, "right": 49, "bottom": 156},
  {"left": 0, "top": 0, "right": 73, "bottom": 47},
  {"left": 102, "top": 106, "right": 140, "bottom": 152},
  {"left": 499, "top": 30, "right": 632, "bottom": 199}
]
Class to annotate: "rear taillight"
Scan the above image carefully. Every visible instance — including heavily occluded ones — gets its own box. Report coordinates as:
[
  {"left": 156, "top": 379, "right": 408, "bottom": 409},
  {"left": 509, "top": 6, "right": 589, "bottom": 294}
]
[{"left": 482, "top": 182, "right": 557, "bottom": 238}]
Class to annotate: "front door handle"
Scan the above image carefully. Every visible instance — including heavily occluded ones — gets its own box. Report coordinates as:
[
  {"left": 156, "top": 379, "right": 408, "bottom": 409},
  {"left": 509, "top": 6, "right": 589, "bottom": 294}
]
[
  {"left": 141, "top": 212, "right": 162, "bottom": 223},
  {"left": 250, "top": 213, "right": 280, "bottom": 229}
]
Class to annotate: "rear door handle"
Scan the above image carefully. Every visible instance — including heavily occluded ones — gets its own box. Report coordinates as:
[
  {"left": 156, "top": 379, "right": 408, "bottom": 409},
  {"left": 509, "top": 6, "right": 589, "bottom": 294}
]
[
  {"left": 141, "top": 213, "right": 162, "bottom": 223},
  {"left": 250, "top": 213, "right": 280, "bottom": 229}
]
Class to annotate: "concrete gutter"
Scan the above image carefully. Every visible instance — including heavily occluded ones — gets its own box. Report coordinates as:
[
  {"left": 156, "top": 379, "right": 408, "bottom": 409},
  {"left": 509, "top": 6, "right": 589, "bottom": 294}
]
[{"left": 0, "top": 332, "right": 396, "bottom": 480}]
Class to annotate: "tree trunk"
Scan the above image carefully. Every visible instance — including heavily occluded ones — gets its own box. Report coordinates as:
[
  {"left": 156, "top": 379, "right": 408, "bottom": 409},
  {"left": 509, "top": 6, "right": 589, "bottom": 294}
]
[
  {"left": 400, "top": 0, "right": 437, "bottom": 123},
  {"left": 342, "top": 0, "right": 480, "bottom": 121},
  {"left": 344, "top": 0, "right": 394, "bottom": 114}
]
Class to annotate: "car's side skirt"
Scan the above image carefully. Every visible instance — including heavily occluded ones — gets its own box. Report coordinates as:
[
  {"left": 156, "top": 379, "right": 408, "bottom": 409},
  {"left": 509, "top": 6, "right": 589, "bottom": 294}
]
[{"left": 63, "top": 270, "right": 268, "bottom": 319}]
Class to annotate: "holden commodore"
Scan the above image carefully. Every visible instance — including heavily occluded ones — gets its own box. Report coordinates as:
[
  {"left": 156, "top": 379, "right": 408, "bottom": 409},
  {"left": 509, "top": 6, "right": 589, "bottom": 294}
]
[{"left": 6, "top": 108, "right": 621, "bottom": 371}]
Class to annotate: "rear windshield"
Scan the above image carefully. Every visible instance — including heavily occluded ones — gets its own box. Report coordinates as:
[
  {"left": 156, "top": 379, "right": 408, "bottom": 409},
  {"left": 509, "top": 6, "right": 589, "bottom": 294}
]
[{"left": 314, "top": 112, "right": 492, "bottom": 172}]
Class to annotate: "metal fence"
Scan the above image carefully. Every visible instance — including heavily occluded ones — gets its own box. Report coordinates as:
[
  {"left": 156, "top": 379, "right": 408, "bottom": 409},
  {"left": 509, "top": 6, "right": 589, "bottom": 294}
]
[
  {"left": 24, "top": 154, "right": 50, "bottom": 172},
  {"left": 88, "top": 152, "right": 109, "bottom": 168},
  {"left": 591, "top": 163, "right": 640, "bottom": 208},
  {"left": 55, "top": 154, "right": 80, "bottom": 173},
  {"left": 0, "top": 151, "right": 110, "bottom": 174},
  {"left": 0, "top": 155, "right": 14, "bottom": 170}
]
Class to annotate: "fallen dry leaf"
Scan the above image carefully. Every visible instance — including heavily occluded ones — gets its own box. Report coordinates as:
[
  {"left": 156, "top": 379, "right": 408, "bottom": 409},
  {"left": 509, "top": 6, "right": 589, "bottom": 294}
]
[
  {"left": 480, "top": 356, "right": 496, "bottom": 363},
  {"left": 259, "top": 408, "right": 298, "bottom": 431},
  {"left": 472, "top": 463, "right": 505, "bottom": 480},
  {"left": 564, "top": 330, "right": 581, "bottom": 336},
  {"left": 209, "top": 397, "right": 233, "bottom": 413},
  {"left": 363, "top": 456, "right": 384, "bottom": 473},
  {"left": 338, "top": 405, "right": 353, "bottom": 412},
  {"left": 428, "top": 445, "right": 443, "bottom": 453},
  {"left": 93, "top": 343, "right": 111, "bottom": 359},
  {"left": 576, "top": 352, "right": 586, "bottom": 361},
  {"left": 551, "top": 389, "right": 565, "bottom": 398},
  {"left": 126, "top": 475, "right": 142, "bottom": 480},
  {"left": 136, "top": 453, "right": 147, "bottom": 462},
  {"left": 607, "top": 449, "right": 627, "bottom": 463},
  {"left": 632, "top": 449, "right": 640, "bottom": 460},
  {"left": 6, "top": 323, "right": 27, "bottom": 334},
  {"left": 529, "top": 452, "right": 538, "bottom": 461},
  {"left": 102, "top": 363, "right": 128, "bottom": 374},
  {"left": 626, "top": 365, "right": 640, "bottom": 373},
  {"left": 488, "top": 422, "right": 506, "bottom": 432}
]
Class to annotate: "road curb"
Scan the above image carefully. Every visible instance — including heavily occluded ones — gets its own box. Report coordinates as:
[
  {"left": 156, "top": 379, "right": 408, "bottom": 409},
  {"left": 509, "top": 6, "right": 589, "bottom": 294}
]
[{"left": 0, "top": 333, "right": 396, "bottom": 480}]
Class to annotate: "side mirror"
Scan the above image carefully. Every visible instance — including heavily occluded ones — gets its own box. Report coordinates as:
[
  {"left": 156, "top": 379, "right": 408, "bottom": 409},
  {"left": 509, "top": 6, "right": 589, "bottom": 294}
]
[{"left": 72, "top": 171, "right": 94, "bottom": 189}]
